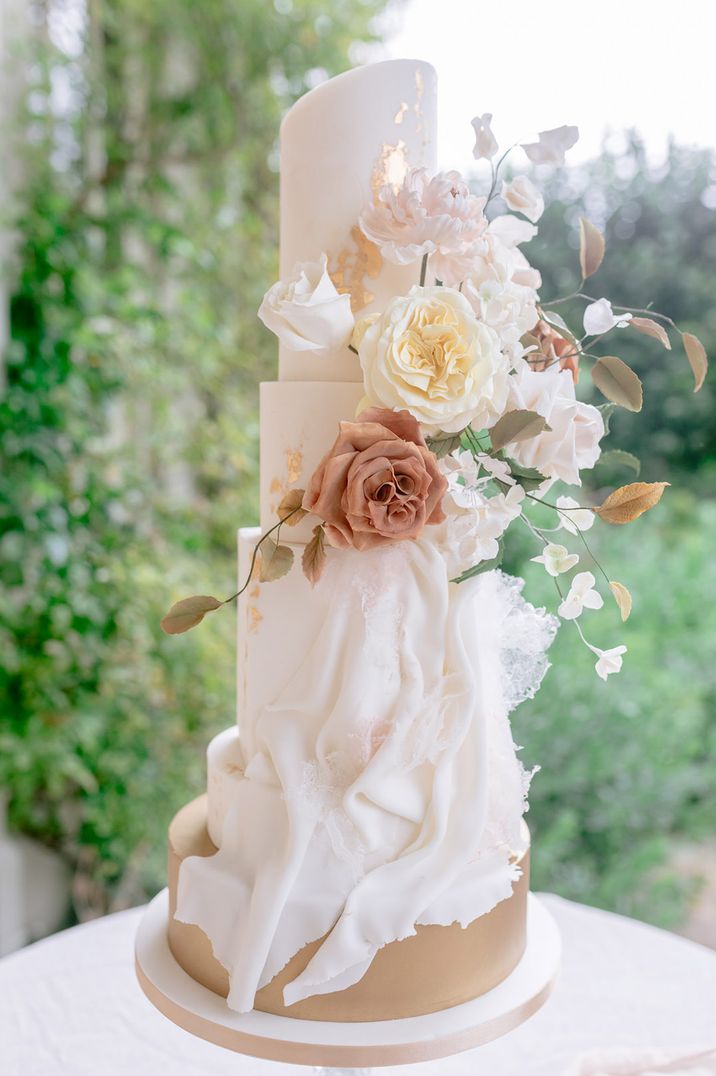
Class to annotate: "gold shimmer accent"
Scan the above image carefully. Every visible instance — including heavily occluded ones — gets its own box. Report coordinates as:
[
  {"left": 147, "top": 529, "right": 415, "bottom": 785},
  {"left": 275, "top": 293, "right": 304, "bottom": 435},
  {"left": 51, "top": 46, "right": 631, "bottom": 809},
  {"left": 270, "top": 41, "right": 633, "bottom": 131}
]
[
  {"left": 285, "top": 449, "right": 303, "bottom": 485},
  {"left": 371, "top": 139, "right": 409, "bottom": 195},
  {"left": 415, "top": 66, "right": 427, "bottom": 149},
  {"left": 225, "top": 762, "right": 243, "bottom": 775},
  {"left": 247, "top": 606, "right": 263, "bottom": 634},
  {"left": 167, "top": 796, "right": 530, "bottom": 1023},
  {"left": 330, "top": 226, "right": 382, "bottom": 313},
  {"left": 269, "top": 477, "right": 283, "bottom": 495},
  {"left": 394, "top": 102, "right": 408, "bottom": 124}
]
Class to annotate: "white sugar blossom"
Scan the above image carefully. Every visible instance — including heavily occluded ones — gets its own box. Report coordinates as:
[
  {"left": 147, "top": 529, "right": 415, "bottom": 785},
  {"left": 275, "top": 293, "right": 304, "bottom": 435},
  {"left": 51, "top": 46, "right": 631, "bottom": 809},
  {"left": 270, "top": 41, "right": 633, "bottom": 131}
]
[
  {"left": 258, "top": 253, "right": 354, "bottom": 352},
  {"left": 583, "top": 298, "right": 633, "bottom": 336},
  {"left": 531, "top": 543, "right": 579, "bottom": 577},
  {"left": 443, "top": 449, "right": 483, "bottom": 508},
  {"left": 497, "top": 364, "right": 604, "bottom": 485},
  {"left": 556, "top": 495, "right": 595, "bottom": 535},
  {"left": 471, "top": 113, "right": 498, "bottom": 160},
  {"left": 431, "top": 454, "right": 525, "bottom": 577},
  {"left": 521, "top": 125, "right": 579, "bottom": 165},
  {"left": 558, "top": 571, "right": 604, "bottom": 620},
  {"left": 501, "top": 176, "right": 544, "bottom": 223},
  {"left": 588, "top": 643, "right": 627, "bottom": 681},
  {"left": 462, "top": 232, "right": 540, "bottom": 366},
  {"left": 478, "top": 454, "right": 516, "bottom": 485},
  {"left": 487, "top": 214, "right": 537, "bottom": 248}
]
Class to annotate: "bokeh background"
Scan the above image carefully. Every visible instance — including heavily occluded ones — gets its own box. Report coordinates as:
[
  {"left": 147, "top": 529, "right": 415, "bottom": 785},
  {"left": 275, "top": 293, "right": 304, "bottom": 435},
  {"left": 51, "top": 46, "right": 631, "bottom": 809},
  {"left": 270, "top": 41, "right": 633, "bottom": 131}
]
[{"left": 1, "top": 0, "right": 714, "bottom": 953}]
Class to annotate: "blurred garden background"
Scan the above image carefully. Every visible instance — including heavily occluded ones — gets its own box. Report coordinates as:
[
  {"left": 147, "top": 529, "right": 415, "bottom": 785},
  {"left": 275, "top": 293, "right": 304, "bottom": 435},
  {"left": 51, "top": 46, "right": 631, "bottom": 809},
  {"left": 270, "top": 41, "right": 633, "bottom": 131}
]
[{"left": 1, "top": 0, "right": 714, "bottom": 950}]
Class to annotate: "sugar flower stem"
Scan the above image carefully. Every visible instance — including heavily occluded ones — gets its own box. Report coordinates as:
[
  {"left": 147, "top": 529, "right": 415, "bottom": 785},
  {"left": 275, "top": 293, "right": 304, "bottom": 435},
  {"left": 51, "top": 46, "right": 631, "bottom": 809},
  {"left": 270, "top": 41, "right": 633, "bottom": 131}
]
[
  {"left": 540, "top": 281, "right": 585, "bottom": 307},
  {"left": 419, "top": 252, "right": 429, "bottom": 287},
  {"left": 485, "top": 144, "right": 516, "bottom": 205},
  {"left": 543, "top": 291, "right": 681, "bottom": 333},
  {"left": 522, "top": 490, "right": 612, "bottom": 588},
  {"left": 222, "top": 507, "right": 302, "bottom": 604}
]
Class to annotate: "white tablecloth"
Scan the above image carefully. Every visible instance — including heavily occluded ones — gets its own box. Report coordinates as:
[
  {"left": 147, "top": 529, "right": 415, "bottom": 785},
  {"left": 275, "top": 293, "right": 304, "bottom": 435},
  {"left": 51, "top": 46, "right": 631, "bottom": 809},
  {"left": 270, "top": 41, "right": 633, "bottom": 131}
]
[{"left": 1, "top": 894, "right": 715, "bottom": 1075}]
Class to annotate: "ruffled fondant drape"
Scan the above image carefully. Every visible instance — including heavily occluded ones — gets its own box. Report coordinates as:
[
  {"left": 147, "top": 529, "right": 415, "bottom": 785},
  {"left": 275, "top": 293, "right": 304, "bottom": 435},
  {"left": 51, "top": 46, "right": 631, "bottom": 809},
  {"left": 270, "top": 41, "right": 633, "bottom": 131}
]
[{"left": 176, "top": 541, "right": 556, "bottom": 1012}]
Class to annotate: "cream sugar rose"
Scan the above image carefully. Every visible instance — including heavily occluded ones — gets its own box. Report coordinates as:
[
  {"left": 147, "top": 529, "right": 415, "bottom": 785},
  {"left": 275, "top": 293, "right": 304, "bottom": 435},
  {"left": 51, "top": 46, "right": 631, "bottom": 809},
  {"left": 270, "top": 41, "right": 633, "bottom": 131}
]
[{"left": 354, "top": 284, "right": 511, "bottom": 436}]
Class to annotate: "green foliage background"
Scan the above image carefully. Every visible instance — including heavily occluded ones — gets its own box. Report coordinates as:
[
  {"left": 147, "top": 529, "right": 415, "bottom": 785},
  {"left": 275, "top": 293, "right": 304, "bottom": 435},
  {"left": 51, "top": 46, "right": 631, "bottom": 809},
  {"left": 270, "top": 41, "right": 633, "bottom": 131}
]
[{"left": 1, "top": 3, "right": 714, "bottom": 926}]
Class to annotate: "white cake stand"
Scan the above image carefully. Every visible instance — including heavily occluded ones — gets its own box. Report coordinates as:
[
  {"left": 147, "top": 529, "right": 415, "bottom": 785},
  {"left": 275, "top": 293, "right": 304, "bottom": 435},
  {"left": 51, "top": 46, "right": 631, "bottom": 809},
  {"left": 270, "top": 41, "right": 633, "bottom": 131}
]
[{"left": 135, "top": 889, "right": 560, "bottom": 1069}]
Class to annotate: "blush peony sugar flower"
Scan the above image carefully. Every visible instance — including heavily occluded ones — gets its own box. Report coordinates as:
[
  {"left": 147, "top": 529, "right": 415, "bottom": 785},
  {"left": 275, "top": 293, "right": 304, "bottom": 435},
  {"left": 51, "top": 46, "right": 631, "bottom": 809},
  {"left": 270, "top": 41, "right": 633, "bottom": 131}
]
[
  {"left": 358, "top": 168, "right": 488, "bottom": 286},
  {"left": 355, "top": 285, "right": 510, "bottom": 435},
  {"left": 303, "top": 408, "right": 447, "bottom": 551}
]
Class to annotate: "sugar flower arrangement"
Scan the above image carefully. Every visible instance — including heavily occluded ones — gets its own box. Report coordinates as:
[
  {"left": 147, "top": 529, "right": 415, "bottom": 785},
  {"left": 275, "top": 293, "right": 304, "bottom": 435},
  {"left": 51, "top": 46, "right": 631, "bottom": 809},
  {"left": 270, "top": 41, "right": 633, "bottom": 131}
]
[{"left": 162, "top": 117, "right": 708, "bottom": 680}]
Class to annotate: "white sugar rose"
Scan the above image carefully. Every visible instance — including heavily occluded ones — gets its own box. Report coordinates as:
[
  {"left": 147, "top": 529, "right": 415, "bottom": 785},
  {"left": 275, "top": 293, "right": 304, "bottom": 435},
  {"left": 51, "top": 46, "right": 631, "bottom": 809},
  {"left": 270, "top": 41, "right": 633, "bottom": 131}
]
[
  {"left": 258, "top": 253, "right": 354, "bottom": 352},
  {"left": 356, "top": 285, "right": 509, "bottom": 435},
  {"left": 501, "top": 176, "right": 544, "bottom": 223},
  {"left": 497, "top": 364, "right": 604, "bottom": 485},
  {"left": 462, "top": 233, "right": 540, "bottom": 366}
]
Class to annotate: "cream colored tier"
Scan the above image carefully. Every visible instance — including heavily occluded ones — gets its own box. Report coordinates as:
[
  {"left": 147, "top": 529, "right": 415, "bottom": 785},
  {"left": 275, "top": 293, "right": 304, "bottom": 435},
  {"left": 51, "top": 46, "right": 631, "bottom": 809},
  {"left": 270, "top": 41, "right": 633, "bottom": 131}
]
[
  {"left": 236, "top": 525, "right": 326, "bottom": 750},
  {"left": 278, "top": 58, "right": 437, "bottom": 382},
  {"left": 259, "top": 379, "right": 364, "bottom": 539},
  {"left": 206, "top": 727, "right": 243, "bottom": 848}
]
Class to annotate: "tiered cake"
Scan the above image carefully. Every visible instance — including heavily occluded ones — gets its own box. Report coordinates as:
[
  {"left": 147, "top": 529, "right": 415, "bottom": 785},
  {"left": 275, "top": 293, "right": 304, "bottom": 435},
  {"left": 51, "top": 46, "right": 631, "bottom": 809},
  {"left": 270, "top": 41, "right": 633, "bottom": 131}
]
[{"left": 165, "top": 59, "right": 556, "bottom": 1023}]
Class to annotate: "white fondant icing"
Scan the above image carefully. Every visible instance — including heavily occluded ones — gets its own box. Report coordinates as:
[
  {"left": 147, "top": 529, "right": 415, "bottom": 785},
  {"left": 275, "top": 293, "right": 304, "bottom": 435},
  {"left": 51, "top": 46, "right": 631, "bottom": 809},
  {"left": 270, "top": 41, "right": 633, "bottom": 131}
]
[
  {"left": 278, "top": 59, "right": 437, "bottom": 382},
  {"left": 177, "top": 542, "right": 555, "bottom": 1012},
  {"left": 259, "top": 380, "right": 364, "bottom": 539},
  {"left": 206, "top": 728, "right": 243, "bottom": 848}
]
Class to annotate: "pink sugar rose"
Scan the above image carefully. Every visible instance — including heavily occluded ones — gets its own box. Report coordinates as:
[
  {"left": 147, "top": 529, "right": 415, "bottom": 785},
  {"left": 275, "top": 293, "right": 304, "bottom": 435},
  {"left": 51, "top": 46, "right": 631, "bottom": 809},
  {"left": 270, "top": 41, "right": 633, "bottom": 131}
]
[{"left": 303, "top": 408, "right": 448, "bottom": 550}]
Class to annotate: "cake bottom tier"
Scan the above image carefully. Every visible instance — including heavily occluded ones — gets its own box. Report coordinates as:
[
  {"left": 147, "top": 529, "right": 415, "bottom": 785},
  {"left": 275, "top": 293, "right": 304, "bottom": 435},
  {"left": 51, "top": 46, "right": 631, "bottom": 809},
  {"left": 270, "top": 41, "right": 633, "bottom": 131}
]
[{"left": 167, "top": 796, "right": 530, "bottom": 1023}]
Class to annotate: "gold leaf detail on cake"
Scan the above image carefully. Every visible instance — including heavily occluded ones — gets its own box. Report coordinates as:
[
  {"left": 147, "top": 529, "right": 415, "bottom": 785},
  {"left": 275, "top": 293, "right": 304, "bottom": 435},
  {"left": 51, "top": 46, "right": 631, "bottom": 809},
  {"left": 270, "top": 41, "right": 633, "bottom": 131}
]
[
  {"left": 269, "top": 477, "right": 283, "bottom": 495},
  {"left": 285, "top": 448, "right": 303, "bottom": 485},
  {"left": 248, "top": 583, "right": 260, "bottom": 598},
  {"left": 330, "top": 226, "right": 383, "bottom": 314},
  {"left": 225, "top": 762, "right": 244, "bottom": 775},
  {"left": 247, "top": 605, "right": 263, "bottom": 633},
  {"left": 394, "top": 102, "right": 408, "bottom": 124},
  {"left": 415, "top": 67, "right": 425, "bottom": 144},
  {"left": 415, "top": 67, "right": 424, "bottom": 101},
  {"left": 371, "top": 139, "right": 409, "bottom": 195}
]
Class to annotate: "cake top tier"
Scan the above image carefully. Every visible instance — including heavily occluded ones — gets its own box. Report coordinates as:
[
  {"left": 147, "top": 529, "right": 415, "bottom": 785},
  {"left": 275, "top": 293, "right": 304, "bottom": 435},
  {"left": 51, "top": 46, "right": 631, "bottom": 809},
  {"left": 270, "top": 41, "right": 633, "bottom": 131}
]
[{"left": 278, "top": 59, "right": 437, "bottom": 382}]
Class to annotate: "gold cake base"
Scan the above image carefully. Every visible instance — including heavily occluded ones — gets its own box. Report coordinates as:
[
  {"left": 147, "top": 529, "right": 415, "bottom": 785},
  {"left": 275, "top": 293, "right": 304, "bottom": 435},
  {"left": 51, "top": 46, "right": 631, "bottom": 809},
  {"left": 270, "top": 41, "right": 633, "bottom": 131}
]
[
  {"left": 136, "top": 888, "right": 560, "bottom": 1067},
  {"left": 167, "top": 795, "right": 530, "bottom": 1022}
]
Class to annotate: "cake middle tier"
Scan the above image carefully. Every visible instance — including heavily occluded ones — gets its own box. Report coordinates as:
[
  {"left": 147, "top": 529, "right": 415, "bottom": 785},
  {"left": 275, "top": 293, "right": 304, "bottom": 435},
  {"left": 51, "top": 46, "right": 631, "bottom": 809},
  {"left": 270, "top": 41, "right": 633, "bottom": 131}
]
[{"left": 260, "top": 380, "right": 364, "bottom": 541}]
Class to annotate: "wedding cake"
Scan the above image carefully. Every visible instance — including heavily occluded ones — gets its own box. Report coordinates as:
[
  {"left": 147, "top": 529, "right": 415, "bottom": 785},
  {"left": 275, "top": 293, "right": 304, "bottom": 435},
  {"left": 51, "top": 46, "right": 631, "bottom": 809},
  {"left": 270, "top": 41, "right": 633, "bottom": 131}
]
[{"left": 158, "top": 57, "right": 701, "bottom": 1024}]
